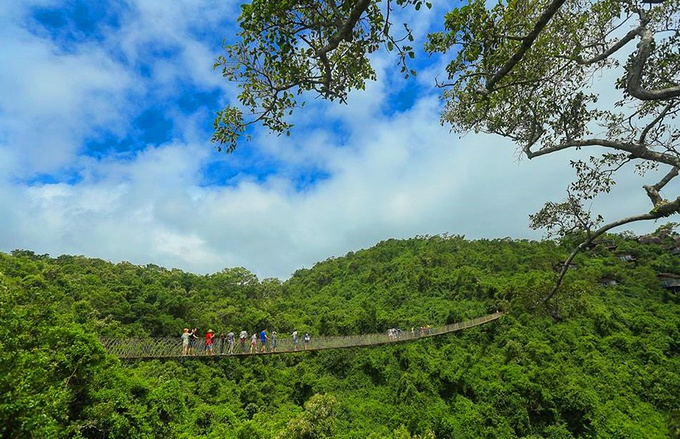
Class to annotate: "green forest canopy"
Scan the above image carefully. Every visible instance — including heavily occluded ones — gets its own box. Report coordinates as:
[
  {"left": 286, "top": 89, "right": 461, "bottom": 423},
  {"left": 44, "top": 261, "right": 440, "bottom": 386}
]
[{"left": 1, "top": 231, "right": 679, "bottom": 437}]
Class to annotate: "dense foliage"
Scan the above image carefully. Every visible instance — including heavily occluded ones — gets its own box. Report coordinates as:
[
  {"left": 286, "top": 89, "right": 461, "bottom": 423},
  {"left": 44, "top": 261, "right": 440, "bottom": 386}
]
[{"left": 1, "top": 232, "right": 679, "bottom": 437}]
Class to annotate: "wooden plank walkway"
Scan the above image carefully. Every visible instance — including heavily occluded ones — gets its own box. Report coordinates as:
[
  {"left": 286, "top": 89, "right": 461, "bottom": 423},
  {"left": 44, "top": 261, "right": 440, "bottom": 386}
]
[{"left": 100, "top": 311, "right": 504, "bottom": 360}]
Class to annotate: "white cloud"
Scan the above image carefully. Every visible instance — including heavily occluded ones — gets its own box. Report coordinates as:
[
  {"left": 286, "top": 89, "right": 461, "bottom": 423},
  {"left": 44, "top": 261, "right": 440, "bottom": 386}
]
[
  {"left": 0, "top": 34, "right": 133, "bottom": 174},
  {"left": 0, "top": 1, "right": 671, "bottom": 281}
]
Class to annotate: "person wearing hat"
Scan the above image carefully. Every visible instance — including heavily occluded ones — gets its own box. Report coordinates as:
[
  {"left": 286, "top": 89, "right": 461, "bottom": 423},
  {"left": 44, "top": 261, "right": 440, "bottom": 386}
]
[{"left": 205, "top": 329, "right": 215, "bottom": 355}]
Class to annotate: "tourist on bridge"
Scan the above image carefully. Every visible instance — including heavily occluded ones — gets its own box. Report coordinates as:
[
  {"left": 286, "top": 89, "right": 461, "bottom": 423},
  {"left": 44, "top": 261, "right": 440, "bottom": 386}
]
[
  {"left": 181, "top": 328, "right": 190, "bottom": 356},
  {"left": 189, "top": 328, "right": 199, "bottom": 355},
  {"left": 303, "top": 332, "right": 310, "bottom": 350},
  {"left": 259, "top": 329, "right": 268, "bottom": 353},
  {"left": 249, "top": 333, "right": 257, "bottom": 353},
  {"left": 205, "top": 329, "right": 215, "bottom": 355},
  {"left": 227, "top": 331, "right": 235, "bottom": 354},
  {"left": 271, "top": 331, "right": 278, "bottom": 353},
  {"left": 292, "top": 330, "right": 299, "bottom": 351},
  {"left": 218, "top": 332, "right": 226, "bottom": 355},
  {"left": 239, "top": 330, "right": 248, "bottom": 352}
]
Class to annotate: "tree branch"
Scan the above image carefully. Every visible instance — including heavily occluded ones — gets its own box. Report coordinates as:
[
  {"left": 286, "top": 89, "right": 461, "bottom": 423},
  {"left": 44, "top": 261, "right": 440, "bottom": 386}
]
[
  {"left": 573, "top": 25, "right": 643, "bottom": 65},
  {"left": 482, "top": 0, "right": 568, "bottom": 93},
  {"left": 639, "top": 101, "right": 676, "bottom": 144},
  {"left": 320, "top": 0, "right": 371, "bottom": 54},
  {"left": 541, "top": 197, "right": 680, "bottom": 310},
  {"left": 644, "top": 166, "right": 679, "bottom": 204},
  {"left": 627, "top": 28, "right": 680, "bottom": 100},
  {"left": 526, "top": 138, "right": 680, "bottom": 168},
  {"left": 313, "top": 0, "right": 371, "bottom": 91}
]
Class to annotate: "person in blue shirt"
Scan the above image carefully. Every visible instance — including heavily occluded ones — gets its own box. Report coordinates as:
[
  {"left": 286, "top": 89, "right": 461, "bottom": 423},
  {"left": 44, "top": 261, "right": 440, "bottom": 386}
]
[{"left": 259, "top": 329, "right": 268, "bottom": 353}]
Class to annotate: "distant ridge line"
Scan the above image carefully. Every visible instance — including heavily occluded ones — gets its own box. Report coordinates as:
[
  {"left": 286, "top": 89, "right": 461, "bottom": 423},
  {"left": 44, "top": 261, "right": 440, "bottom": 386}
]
[{"left": 100, "top": 311, "right": 504, "bottom": 360}]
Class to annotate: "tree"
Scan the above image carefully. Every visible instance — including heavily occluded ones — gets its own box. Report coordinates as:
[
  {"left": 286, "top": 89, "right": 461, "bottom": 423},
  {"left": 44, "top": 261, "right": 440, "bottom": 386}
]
[
  {"left": 275, "top": 393, "right": 338, "bottom": 439},
  {"left": 427, "top": 0, "right": 680, "bottom": 312},
  {"left": 0, "top": 271, "right": 115, "bottom": 438},
  {"left": 214, "top": 0, "right": 680, "bottom": 313}
]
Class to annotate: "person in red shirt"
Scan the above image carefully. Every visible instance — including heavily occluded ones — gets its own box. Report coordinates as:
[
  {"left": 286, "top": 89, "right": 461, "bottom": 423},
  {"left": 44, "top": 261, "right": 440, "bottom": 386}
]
[{"left": 205, "top": 329, "right": 215, "bottom": 355}]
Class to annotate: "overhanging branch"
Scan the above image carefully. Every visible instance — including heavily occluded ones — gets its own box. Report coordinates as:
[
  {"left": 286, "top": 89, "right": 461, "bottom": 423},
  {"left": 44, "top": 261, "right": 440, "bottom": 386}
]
[
  {"left": 541, "top": 197, "right": 680, "bottom": 307},
  {"left": 645, "top": 167, "right": 679, "bottom": 204},
  {"left": 526, "top": 138, "right": 680, "bottom": 168},
  {"left": 483, "top": 0, "right": 568, "bottom": 93},
  {"left": 627, "top": 28, "right": 680, "bottom": 100},
  {"left": 573, "top": 25, "right": 643, "bottom": 65}
]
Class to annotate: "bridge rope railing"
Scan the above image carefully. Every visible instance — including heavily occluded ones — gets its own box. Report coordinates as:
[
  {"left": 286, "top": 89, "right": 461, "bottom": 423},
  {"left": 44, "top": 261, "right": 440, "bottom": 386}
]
[{"left": 100, "top": 311, "right": 504, "bottom": 360}]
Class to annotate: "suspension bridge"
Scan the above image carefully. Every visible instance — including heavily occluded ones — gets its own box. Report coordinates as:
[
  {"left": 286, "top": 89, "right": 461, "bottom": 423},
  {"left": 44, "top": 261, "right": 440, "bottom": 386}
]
[{"left": 100, "top": 311, "right": 504, "bottom": 360}]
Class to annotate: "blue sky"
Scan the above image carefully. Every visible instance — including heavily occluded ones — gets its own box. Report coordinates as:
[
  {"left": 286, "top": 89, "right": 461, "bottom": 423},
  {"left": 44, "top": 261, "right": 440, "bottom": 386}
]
[{"left": 0, "top": 0, "right": 666, "bottom": 279}]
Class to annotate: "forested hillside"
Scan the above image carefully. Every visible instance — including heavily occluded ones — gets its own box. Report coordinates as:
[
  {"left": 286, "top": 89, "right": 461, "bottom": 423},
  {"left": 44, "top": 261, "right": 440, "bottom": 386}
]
[{"left": 1, "top": 232, "right": 679, "bottom": 438}]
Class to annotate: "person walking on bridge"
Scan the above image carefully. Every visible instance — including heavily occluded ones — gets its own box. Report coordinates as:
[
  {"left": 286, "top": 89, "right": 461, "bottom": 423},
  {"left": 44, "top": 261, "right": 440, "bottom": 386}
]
[
  {"left": 249, "top": 333, "right": 257, "bottom": 354},
  {"left": 271, "top": 331, "right": 278, "bottom": 353},
  {"left": 218, "top": 332, "right": 226, "bottom": 355},
  {"left": 292, "top": 330, "right": 299, "bottom": 351},
  {"left": 239, "top": 330, "right": 248, "bottom": 353},
  {"left": 181, "top": 328, "right": 190, "bottom": 356},
  {"left": 189, "top": 328, "right": 198, "bottom": 355},
  {"left": 259, "top": 329, "right": 268, "bottom": 353},
  {"left": 205, "top": 329, "right": 215, "bottom": 355},
  {"left": 227, "top": 331, "right": 235, "bottom": 354}
]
